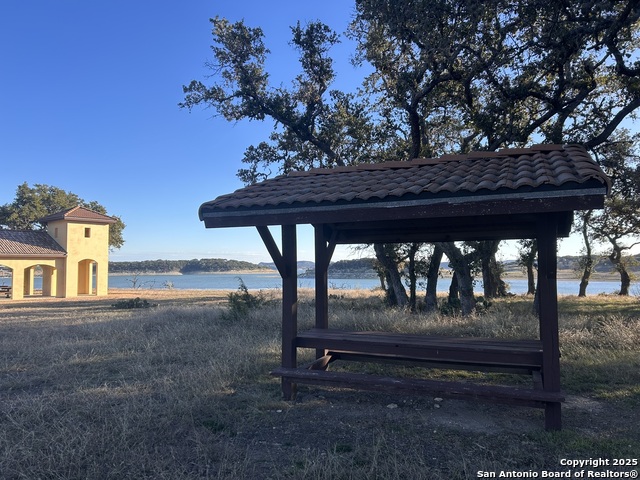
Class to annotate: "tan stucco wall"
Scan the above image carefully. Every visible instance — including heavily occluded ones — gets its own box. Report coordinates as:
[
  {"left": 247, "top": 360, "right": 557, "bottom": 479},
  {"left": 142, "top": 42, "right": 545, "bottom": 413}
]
[{"left": 47, "top": 220, "right": 111, "bottom": 297}]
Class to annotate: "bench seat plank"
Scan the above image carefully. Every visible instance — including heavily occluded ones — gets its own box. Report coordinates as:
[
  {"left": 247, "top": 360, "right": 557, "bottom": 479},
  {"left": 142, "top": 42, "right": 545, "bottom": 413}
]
[{"left": 295, "top": 329, "right": 543, "bottom": 369}]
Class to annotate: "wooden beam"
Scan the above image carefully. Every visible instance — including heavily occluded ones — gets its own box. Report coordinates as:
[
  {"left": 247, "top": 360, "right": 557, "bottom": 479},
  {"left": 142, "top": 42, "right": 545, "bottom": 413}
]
[
  {"left": 537, "top": 213, "right": 562, "bottom": 431},
  {"left": 202, "top": 193, "right": 604, "bottom": 230},
  {"left": 256, "top": 226, "right": 285, "bottom": 277},
  {"left": 281, "top": 224, "right": 298, "bottom": 400},
  {"left": 272, "top": 368, "right": 565, "bottom": 409},
  {"left": 326, "top": 227, "right": 338, "bottom": 262},
  {"left": 329, "top": 212, "right": 574, "bottom": 244},
  {"left": 314, "top": 225, "right": 338, "bottom": 359},
  {"left": 314, "top": 225, "right": 329, "bottom": 332}
]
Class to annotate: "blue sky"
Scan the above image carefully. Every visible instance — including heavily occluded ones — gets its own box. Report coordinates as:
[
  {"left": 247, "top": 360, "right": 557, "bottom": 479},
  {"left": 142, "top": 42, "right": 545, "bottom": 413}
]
[
  {"left": 0, "top": 1, "right": 622, "bottom": 264},
  {"left": 1, "top": 1, "right": 364, "bottom": 263}
]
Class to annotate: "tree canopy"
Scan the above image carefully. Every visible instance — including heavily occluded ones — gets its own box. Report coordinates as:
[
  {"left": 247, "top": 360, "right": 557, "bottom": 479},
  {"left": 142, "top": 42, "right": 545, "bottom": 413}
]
[
  {"left": 351, "top": 0, "right": 640, "bottom": 154},
  {"left": 0, "top": 183, "right": 126, "bottom": 250}
]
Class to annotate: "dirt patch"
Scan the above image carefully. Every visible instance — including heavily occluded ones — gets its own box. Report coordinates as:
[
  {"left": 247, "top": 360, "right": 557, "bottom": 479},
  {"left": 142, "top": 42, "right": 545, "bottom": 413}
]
[{"left": 233, "top": 385, "right": 600, "bottom": 446}]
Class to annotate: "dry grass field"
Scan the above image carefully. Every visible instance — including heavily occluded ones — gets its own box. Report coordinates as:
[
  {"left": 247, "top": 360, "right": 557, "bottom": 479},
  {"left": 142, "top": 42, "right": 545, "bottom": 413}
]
[{"left": 1, "top": 288, "right": 639, "bottom": 479}]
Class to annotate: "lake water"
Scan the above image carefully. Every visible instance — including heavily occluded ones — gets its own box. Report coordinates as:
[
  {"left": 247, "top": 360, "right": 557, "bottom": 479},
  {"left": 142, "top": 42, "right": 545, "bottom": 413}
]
[{"left": 107, "top": 273, "right": 635, "bottom": 296}]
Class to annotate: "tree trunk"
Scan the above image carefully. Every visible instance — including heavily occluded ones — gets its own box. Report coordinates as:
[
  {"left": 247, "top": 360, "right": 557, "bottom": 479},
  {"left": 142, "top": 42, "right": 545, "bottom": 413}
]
[
  {"left": 374, "top": 243, "right": 408, "bottom": 307},
  {"left": 457, "top": 271, "right": 475, "bottom": 315},
  {"left": 448, "top": 271, "right": 459, "bottom": 306},
  {"left": 408, "top": 108, "right": 421, "bottom": 159},
  {"left": 407, "top": 243, "right": 419, "bottom": 312},
  {"left": 478, "top": 240, "right": 506, "bottom": 298},
  {"left": 481, "top": 256, "right": 494, "bottom": 298},
  {"left": 518, "top": 239, "right": 537, "bottom": 295},
  {"left": 578, "top": 210, "right": 593, "bottom": 297},
  {"left": 578, "top": 257, "right": 593, "bottom": 297},
  {"left": 527, "top": 263, "right": 536, "bottom": 296},
  {"left": 619, "top": 268, "right": 631, "bottom": 296},
  {"left": 609, "top": 246, "right": 631, "bottom": 296},
  {"left": 493, "top": 254, "right": 508, "bottom": 296},
  {"left": 437, "top": 241, "right": 476, "bottom": 315},
  {"left": 424, "top": 244, "right": 443, "bottom": 313}
]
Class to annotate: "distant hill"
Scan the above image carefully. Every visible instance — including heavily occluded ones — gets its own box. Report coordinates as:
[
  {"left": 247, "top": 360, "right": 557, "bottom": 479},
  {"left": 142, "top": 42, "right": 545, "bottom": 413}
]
[
  {"left": 503, "top": 255, "right": 640, "bottom": 276},
  {"left": 300, "top": 258, "right": 379, "bottom": 278},
  {"left": 107, "top": 254, "right": 639, "bottom": 277},
  {"left": 301, "top": 254, "right": 640, "bottom": 279},
  {"left": 109, "top": 258, "right": 271, "bottom": 275}
]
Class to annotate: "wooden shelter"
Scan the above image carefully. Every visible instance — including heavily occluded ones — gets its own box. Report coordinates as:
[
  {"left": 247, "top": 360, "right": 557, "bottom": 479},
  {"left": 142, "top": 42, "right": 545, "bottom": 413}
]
[{"left": 199, "top": 144, "right": 610, "bottom": 430}]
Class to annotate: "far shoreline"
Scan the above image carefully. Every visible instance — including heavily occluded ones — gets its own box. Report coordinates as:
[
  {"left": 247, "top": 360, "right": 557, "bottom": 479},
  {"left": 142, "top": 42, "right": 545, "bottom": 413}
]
[
  {"left": 108, "top": 269, "right": 276, "bottom": 276},
  {"left": 107, "top": 269, "right": 624, "bottom": 283}
]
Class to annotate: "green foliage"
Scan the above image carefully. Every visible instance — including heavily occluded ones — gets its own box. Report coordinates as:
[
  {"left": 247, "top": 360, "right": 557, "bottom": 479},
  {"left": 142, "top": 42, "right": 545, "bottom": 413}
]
[
  {"left": 109, "top": 259, "right": 185, "bottom": 274},
  {"left": 109, "top": 258, "right": 270, "bottom": 274},
  {"left": 225, "top": 278, "right": 267, "bottom": 319},
  {"left": 181, "top": 258, "right": 265, "bottom": 274},
  {"left": 111, "top": 297, "right": 158, "bottom": 309},
  {"left": 438, "top": 295, "right": 492, "bottom": 316},
  {"left": 0, "top": 182, "right": 125, "bottom": 250},
  {"left": 330, "top": 258, "right": 377, "bottom": 273},
  {"left": 354, "top": 0, "right": 640, "bottom": 153}
]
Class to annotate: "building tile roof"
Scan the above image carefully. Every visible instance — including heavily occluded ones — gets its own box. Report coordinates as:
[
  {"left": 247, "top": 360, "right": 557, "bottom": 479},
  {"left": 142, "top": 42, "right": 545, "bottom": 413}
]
[
  {"left": 200, "top": 144, "right": 610, "bottom": 215},
  {"left": 0, "top": 230, "right": 66, "bottom": 257},
  {"left": 38, "top": 206, "right": 116, "bottom": 224}
]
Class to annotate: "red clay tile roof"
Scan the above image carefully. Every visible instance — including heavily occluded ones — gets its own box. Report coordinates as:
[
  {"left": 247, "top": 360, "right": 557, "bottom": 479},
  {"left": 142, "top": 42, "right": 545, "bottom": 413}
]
[
  {"left": 0, "top": 230, "right": 66, "bottom": 257},
  {"left": 200, "top": 144, "right": 610, "bottom": 226},
  {"left": 38, "top": 206, "right": 116, "bottom": 224}
]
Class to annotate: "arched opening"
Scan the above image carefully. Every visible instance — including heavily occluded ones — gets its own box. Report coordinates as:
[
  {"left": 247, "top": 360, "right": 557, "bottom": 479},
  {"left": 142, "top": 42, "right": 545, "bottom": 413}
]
[
  {"left": 78, "top": 259, "right": 97, "bottom": 295},
  {"left": 0, "top": 264, "right": 12, "bottom": 299},
  {"left": 22, "top": 264, "right": 57, "bottom": 297}
]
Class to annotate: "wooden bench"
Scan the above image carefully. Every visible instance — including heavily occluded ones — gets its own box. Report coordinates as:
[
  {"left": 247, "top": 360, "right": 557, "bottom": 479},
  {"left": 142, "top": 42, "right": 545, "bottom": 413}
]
[
  {"left": 272, "top": 328, "right": 563, "bottom": 412},
  {"left": 0, "top": 286, "right": 11, "bottom": 298}
]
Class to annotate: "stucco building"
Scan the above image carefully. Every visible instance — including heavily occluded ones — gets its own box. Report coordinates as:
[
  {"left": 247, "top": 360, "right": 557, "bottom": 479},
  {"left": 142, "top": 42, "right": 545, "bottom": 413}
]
[{"left": 0, "top": 206, "right": 116, "bottom": 300}]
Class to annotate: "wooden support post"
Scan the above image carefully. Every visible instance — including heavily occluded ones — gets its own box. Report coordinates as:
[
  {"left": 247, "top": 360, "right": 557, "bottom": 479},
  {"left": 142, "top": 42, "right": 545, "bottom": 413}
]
[
  {"left": 255, "top": 225, "right": 298, "bottom": 400},
  {"left": 537, "top": 214, "right": 562, "bottom": 431},
  {"left": 281, "top": 224, "right": 298, "bottom": 400},
  {"left": 314, "top": 226, "right": 329, "bottom": 360}
]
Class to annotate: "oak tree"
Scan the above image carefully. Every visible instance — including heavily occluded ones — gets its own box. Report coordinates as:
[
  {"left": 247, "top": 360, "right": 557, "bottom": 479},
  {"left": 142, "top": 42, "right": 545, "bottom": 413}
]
[
  {"left": 0, "top": 183, "right": 126, "bottom": 250},
  {"left": 184, "top": 0, "right": 640, "bottom": 311}
]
